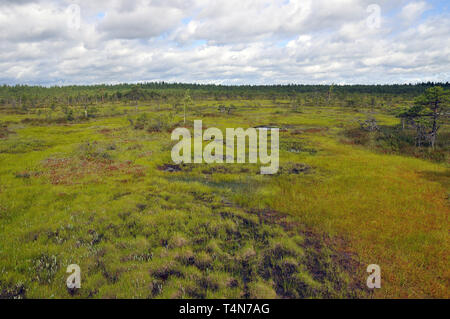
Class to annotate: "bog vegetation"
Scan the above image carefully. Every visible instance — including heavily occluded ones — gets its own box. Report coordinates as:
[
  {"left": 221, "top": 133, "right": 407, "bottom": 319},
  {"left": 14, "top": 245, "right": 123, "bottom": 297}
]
[{"left": 0, "top": 83, "right": 448, "bottom": 298}]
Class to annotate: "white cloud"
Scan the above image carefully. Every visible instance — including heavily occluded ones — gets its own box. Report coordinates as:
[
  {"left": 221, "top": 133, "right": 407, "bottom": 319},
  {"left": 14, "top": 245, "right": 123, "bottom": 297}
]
[
  {"left": 0, "top": 0, "right": 448, "bottom": 85},
  {"left": 0, "top": 2, "right": 69, "bottom": 42},
  {"left": 97, "top": 2, "right": 186, "bottom": 39},
  {"left": 399, "top": 1, "right": 428, "bottom": 25}
]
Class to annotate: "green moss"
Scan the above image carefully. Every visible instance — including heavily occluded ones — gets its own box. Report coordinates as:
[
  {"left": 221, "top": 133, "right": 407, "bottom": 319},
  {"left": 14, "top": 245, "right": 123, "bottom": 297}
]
[{"left": 0, "top": 101, "right": 447, "bottom": 298}]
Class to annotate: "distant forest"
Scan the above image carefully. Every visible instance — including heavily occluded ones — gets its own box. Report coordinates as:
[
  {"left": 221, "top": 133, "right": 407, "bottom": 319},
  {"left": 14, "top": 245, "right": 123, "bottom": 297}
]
[{"left": 1, "top": 82, "right": 450, "bottom": 109}]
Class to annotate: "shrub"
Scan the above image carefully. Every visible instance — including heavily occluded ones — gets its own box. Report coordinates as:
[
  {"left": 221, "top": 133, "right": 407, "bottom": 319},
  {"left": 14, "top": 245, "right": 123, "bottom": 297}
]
[
  {"left": 76, "top": 141, "right": 113, "bottom": 160},
  {"left": 147, "top": 114, "right": 174, "bottom": 132}
]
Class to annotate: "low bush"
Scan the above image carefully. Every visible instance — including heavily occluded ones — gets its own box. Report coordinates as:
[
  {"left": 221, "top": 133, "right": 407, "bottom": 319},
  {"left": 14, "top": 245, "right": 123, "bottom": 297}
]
[{"left": 344, "top": 125, "right": 448, "bottom": 162}]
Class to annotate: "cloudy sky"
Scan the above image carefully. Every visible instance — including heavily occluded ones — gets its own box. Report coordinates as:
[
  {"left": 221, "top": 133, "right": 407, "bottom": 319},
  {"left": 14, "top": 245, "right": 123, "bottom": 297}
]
[{"left": 0, "top": 0, "right": 449, "bottom": 85}]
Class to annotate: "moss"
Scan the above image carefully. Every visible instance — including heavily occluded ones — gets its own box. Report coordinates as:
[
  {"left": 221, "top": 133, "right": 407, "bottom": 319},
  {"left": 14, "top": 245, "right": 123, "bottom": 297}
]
[{"left": 0, "top": 102, "right": 446, "bottom": 299}]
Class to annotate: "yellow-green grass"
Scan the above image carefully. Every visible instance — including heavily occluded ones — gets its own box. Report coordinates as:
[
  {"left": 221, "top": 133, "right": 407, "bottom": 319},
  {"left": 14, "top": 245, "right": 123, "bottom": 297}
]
[
  {"left": 237, "top": 132, "right": 449, "bottom": 298},
  {"left": 0, "top": 102, "right": 448, "bottom": 298}
]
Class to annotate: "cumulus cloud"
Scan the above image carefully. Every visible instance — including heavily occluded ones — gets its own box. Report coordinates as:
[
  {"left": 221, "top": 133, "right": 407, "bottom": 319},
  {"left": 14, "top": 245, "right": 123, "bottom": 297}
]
[
  {"left": 96, "top": 2, "right": 187, "bottom": 39},
  {"left": 0, "top": 0, "right": 449, "bottom": 85},
  {"left": 399, "top": 1, "right": 428, "bottom": 25},
  {"left": 0, "top": 2, "right": 69, "bottom": 42}
]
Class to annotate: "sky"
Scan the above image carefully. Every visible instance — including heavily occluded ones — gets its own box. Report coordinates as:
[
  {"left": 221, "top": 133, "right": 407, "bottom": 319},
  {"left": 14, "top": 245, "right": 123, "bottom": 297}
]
[{"left": 0, "top": 0, "right": 449, "bottom": 86}]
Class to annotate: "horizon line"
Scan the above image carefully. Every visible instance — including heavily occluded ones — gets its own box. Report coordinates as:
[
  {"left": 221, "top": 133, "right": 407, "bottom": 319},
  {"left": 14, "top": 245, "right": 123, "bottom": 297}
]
[{"left": 2, "top": 81, "right": 450, "bottom": 89}]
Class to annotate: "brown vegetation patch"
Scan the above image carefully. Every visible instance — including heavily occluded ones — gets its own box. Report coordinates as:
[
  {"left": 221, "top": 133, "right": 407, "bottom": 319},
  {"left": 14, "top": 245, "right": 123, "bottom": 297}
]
[
  {"left": 137, "top": 151, "right": 153, "bottom": 158},
  {"left": 305, "top": 128, "right": 326, "bottom": 133},
  {"left": 98, "top": 128, "right": 112, "bottom": 136},
  {"left": 150, "top": 262, "right": 184, "bottom": 281},
  {"left": 42, "top": 157, "right": 146, "bottom": 185},
  {"left": 300, "top": 228, "right": 365, "bottom": 293},
  {"left": 278, "top": 163, "right": 312, "bottom": 175},
  {"left": 0, "top": 123, "right": 13, "bottom": 138},
  {"left": 203, "top": 112, "right": 220, "bottom": 117},
  {"left": 157, "top": 163, "right": 193, "bottom": 173},
  {"left": 246, "top": 208, "right": 300, "bottom": 233},
  {"left": 295, "top": 127, "right": 329, "bottom": 134},
  {"left": 157, "top": 163, "right": 181, "bottom": 172},
  {"left": 247, "top": 208, "right": 365, "bottom": 296},
  {"left": 0, "top": 281, "right": 26, "bottom": 299}
]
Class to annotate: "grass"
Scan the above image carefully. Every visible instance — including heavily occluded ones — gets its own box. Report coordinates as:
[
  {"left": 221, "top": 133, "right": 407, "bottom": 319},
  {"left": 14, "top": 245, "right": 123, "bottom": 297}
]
[{"left": 0, "top": 101, "right": 448, "bottom": 298}]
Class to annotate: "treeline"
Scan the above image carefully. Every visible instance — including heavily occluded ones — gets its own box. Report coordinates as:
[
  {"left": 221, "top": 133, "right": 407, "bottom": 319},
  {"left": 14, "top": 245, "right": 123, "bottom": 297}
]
[{"left": 1, "top": 82, "right": 449, "bottom": 109}]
